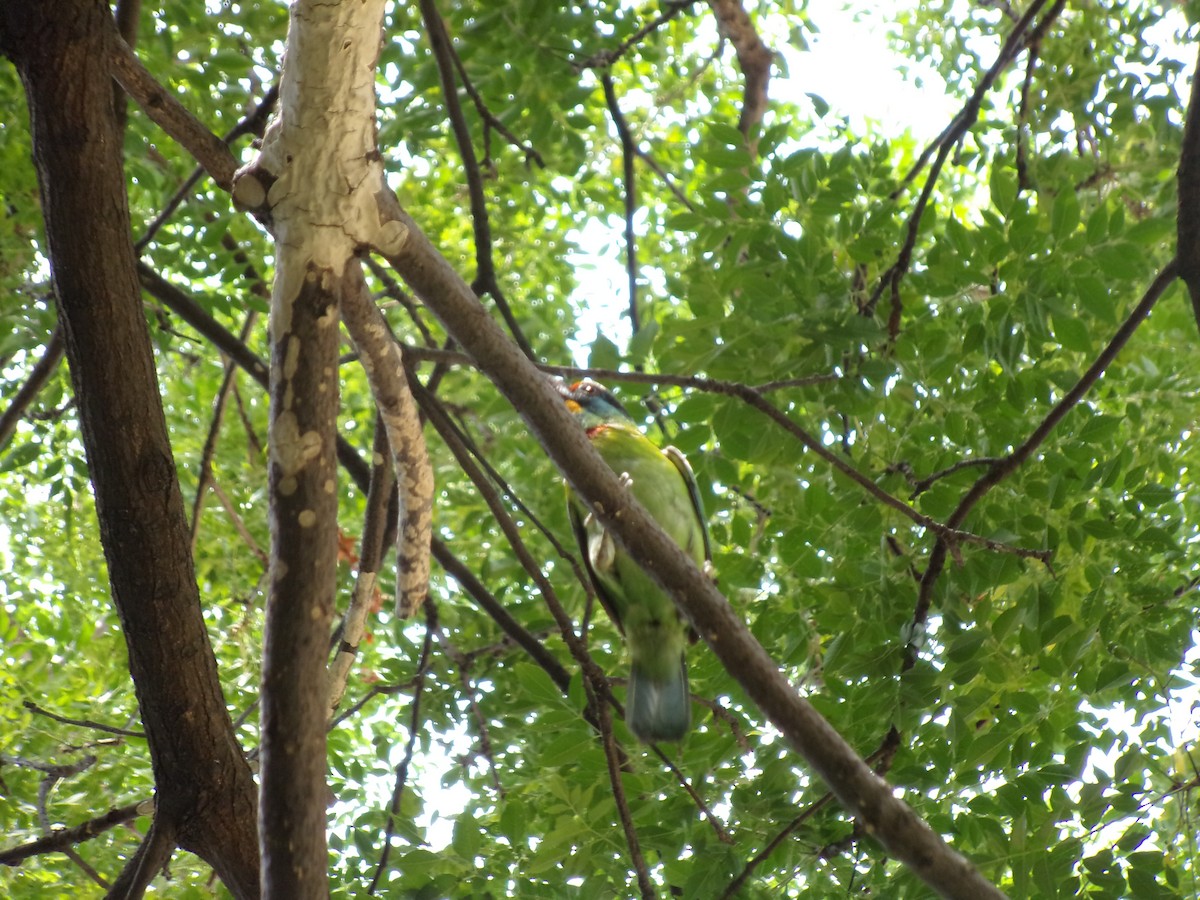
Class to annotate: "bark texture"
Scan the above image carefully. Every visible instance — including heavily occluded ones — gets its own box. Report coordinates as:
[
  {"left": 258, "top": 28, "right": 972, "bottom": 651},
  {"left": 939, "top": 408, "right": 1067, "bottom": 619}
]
[
  {"left": 259, "top": 269, "right": 341, "bottom": 899},
  {"left": 0, "top": 3, "right": 259, "bottom": 897}
]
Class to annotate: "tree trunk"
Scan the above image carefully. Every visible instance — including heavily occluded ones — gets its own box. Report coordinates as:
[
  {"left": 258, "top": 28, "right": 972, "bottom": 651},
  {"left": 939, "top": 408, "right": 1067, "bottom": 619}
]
[{"left": 0, "top": 3, "right": 260, "bottom": 896}]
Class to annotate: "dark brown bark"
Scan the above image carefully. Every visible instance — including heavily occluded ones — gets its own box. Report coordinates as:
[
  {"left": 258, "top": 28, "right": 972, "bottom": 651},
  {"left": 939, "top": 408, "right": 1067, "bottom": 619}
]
[
  {"left": 1177, "top": 42, "right": 1200, "bottom": 334},
  {"left": 0, "top": 3, "right": 259, "bottom": 897},
  {"left": 260, "top": 270, "right": 340, "bottom": 899}
]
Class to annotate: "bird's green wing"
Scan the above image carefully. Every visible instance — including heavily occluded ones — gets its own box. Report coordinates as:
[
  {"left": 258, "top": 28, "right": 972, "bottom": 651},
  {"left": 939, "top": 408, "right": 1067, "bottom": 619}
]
[
  {"left": 664, "top": 445, "right": 710, "bottom": 563},
  {"left": 567, "top": 491, "right": 627, "bottom": 636}
]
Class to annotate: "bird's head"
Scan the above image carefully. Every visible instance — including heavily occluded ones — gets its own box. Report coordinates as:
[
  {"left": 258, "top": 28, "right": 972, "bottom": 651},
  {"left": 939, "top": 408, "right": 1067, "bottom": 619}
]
[{"left": 554, "top": 377, "right": 633, "bottom": 428}]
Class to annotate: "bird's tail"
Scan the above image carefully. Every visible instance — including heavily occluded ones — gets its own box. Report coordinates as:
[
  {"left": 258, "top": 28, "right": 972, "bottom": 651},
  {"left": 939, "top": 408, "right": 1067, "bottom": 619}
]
[{"left": 627, "top": 653, "right": 690, "bottom": 743}]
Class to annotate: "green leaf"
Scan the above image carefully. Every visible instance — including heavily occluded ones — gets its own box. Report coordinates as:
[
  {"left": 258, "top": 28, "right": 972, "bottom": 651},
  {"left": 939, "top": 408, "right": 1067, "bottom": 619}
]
[
  {"left": 1051, "top": 189, "right": 1080, "bottom": 241},
  {"left": 0, "top": 441, "right": 40, "bottom": 472}
]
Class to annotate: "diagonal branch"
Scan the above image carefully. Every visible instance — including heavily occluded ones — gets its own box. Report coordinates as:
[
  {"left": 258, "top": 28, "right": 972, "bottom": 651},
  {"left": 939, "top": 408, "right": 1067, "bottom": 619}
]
[
  {"left": 108, "top": 33, "right": 238, "bottom": 191},
  {"left": 432, "top": 538, "right": 572, "bottom": 693},
  {"left": 190, "top": 309, "right": 259, "bottom": 553},
  {"left": 446, "top": 41, "right": 544, "bottom": 168},
  {"left": 909, "top": 258, "right": 1180, "bottom": 655},
  {"left": 575, "top": 0, "right": 698, "bottom": 71},
  {"left": 417, "top": 0, "right": 535, "bottom": 360},
  {"left": 0, "top": 327, "right": 64, "bottom": 452},
  {"left": 375, "top": 193, "right": 1008, "bottom": 900},
  {"left": 0, "top": 802, "right": 144, "bottom": 867},
  {"left": 21, "top": 700, "right": 145, "bottom": 739},
  {"left": 591, "top": 678, "right": 655, "bottom": 898},
  {"left": 869, "top": 0, "right": 1066, "bottom": 336}
]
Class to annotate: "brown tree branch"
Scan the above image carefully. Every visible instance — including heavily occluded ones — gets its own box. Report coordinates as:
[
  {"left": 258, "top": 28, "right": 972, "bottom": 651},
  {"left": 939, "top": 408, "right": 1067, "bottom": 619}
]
[
  {"left": 0, "top": 327, "right": 64, "bottom": 452},
  {"left": 1176, "top": 41, "right": 1200, "bottom": 335},
  {"left": 341, "top": 265, "right": 433, "bottom": 617},
  {"left": 135, "top": 82, "right": 278, "bottom": 253},
  {"left": 328, "top": 417, "right": 394, "bottom": 715},
  {"left": 0, "top": 802, "right": 143, "bottom": 866},
  {"left": 417, "top": 0, "right": 535, "bottom": 360},
  {"left": 375, "top": 194, "right": 1008, "bottom": 899},
  {"left": 707, "top": 0, "right": 772, "bottom": 148},
  {"left": 0, "top": 5, "right": 260, "bottom": 897},
  {"left": 108, "top": 33, "right": 238, "bottom": 191},
  {"left": 909, "top": 258, "right": 1180, "bottom": 656},
  {"left": 602, "top": 73, "right": 641, "bottom": 334}
]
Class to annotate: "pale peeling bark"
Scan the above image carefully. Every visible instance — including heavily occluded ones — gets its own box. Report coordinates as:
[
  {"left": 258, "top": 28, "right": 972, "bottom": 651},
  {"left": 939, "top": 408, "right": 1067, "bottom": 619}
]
[
  {"left": 341, "top": 267, "right": 433, "bottom": 618},
  {"left": 232, "top": 0, "right": 408, "bottom": 895}
]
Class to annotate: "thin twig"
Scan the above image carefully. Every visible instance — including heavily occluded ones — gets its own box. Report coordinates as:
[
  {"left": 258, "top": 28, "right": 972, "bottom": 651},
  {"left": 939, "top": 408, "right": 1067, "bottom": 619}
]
[
  {"left": 0, "top": 328, "right": 63, "bottom": 451},
  {"left": 417, "top": 0, "right": 535, "bottom": 359},
  {"left": 720, "top": 794, "right": 834, "bottom": 898},
  {"left": 908, "top": 258, "right": 1180, "bottom": 661},
  {"left": 0, "top": 802, "right": 143, "bottom": 866},
  {"left": 22, "top": 701, "right": 145, "bottom": 739},
  {"left": 446, "top": 41, "right": 543, "bottom": 168},
  {"left": 209, "top": 477, "right": 269, "bottom": 566},
  {"left": 574, "top": 1, "right": 698, "bottom": 70},
  {"left": 602, "top": 73, "right": 641, "bottom": 334},
  {"left": 650, "top": 746, "right": 734, "bottom": 844},
  {"left": 190, "top": 310, "right": 259, "bottom": 553},
  {"left": 633, "top": 144, "right": 695, "bottom": 211},
  {"left": 870, "top": 0, "right": 1065, "bottom": 334},
  {"left": 364, "top": 257, "right": 438, "bottom": 347},
  {"left": 904, "top": 456, "right": 1002, "bottom": 497},
  {"left": 1014, "top": 32, "right": 1041, "bottom": 192},
  {"left": 591, "top": 678, "right": 656, "bottom": 899},
  {"left": 368, "top": 600, "right": 437, "bottom": 894}
]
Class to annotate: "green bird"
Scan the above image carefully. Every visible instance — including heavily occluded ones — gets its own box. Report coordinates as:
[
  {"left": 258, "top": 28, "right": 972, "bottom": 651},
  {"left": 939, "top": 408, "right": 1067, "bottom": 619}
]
[{"left": 556, "top": 378, "right": 710, "bottom": 743}]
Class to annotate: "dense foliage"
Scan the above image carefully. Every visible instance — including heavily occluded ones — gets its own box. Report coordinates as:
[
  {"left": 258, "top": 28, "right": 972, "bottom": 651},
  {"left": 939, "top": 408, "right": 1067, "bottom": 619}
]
[{"left": 2, "top": 0, "right": 1198, "bottom": 896}]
